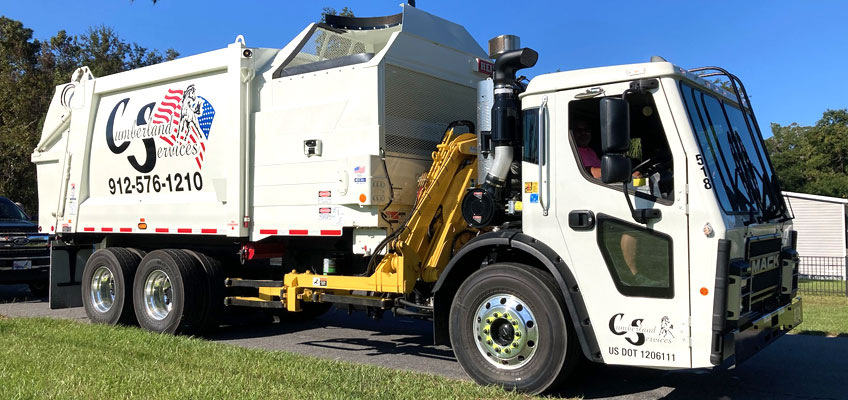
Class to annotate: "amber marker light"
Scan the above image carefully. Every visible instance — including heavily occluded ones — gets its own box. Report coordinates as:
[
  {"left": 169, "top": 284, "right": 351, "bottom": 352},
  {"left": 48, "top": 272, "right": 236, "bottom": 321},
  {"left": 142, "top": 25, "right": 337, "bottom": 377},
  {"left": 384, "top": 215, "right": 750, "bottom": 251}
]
[
  {"left": 359, "top": 194, "right": 367, "bottom": 203},
  {"left": 138, "top": 218, "right": 148, "bottom": 230},
  {"left": 700, "top": 287, "right": 709, "bottom": 296}
]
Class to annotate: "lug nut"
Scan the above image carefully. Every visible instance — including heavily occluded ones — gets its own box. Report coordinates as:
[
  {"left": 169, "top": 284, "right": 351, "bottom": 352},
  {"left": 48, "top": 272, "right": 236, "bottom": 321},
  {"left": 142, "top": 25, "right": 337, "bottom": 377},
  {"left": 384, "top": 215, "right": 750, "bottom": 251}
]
[
  {"left": 515, "top": 331, "right": 521, "bottom": 337},
  {"left": 487, "top": 340, "right": 493, "bottom": 345},
  {"left": 512, "top": 342, "right": 519, "bottom": 348},
  {"left": 487, "top": 318, "right": 493, "bottom": 324},
  {"left": 511, "top": 320, "right": 518, "bottom": 326},
  {"left": 483, "top": 328, "right": 489, "bottom": 334},
  {"left": 494, "top": 347, "right": 500, "bottom": 352},
  {"left": 493, "top": 312, "right": 500, "bottom": 318},
  {"left": 504, "top": 348, "right": 511, "bottom": 354}
]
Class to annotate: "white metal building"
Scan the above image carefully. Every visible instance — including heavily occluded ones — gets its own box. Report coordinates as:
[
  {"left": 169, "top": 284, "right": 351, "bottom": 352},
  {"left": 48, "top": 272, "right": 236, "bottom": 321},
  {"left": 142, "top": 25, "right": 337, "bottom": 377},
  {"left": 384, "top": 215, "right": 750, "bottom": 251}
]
[{"left": 783, "top": 191, "right": 848, "bottom": 279}]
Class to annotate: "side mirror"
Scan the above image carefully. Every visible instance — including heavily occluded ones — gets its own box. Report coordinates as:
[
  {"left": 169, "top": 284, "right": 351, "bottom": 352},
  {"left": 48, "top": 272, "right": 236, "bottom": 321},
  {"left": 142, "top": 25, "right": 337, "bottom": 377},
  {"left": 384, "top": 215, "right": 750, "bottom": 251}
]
[
  {"left": 601, "top": 154, "right": 632, "bottom": 183},
  {"left": 600, "top": 98, "right": 630, "bottom": 153}
]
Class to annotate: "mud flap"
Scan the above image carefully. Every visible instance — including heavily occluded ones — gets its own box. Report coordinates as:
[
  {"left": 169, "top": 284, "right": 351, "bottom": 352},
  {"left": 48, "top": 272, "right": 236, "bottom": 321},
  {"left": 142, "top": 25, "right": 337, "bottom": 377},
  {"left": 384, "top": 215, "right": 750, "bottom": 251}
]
[{"left": 49, "top": 241, "right": 93, "bottom": 309}]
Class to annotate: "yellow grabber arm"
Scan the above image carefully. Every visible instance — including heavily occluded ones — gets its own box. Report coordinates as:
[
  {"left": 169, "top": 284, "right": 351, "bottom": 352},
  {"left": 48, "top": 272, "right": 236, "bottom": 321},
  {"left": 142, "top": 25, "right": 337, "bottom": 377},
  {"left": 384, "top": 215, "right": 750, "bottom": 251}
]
[{"left": 282, "top": 128, "right": 478, "bottom": 311}]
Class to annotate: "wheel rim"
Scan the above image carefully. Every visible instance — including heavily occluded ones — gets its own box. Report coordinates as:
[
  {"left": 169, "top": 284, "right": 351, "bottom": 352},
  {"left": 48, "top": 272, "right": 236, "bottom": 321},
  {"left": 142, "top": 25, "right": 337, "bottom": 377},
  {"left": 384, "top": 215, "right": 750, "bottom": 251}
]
[
  {"left": 90, "top": 266, "right": 115, "bottom": 313},
  {"left": 144, "top": 269, "right": 173, "bottom": 321},
  {"left": 473, "top": 294, "right": 539, "bottom": 370}
]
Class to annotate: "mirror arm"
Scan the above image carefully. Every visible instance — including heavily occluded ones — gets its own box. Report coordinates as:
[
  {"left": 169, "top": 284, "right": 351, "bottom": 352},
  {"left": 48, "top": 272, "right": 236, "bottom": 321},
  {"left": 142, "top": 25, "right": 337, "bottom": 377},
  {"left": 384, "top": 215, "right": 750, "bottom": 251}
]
[{"left": 621, "top": 182, "right": 662, "bottom": 224}]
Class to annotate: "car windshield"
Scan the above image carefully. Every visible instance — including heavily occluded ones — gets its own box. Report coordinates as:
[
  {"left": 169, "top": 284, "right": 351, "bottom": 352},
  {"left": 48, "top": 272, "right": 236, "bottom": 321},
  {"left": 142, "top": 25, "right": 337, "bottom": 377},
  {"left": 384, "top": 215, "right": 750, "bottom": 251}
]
[
  {"left": 679, "top": 81, "right": 784, "bottom": 222},
  {"left": 0, "top": 198, "right": 28, "bottom": 220}
]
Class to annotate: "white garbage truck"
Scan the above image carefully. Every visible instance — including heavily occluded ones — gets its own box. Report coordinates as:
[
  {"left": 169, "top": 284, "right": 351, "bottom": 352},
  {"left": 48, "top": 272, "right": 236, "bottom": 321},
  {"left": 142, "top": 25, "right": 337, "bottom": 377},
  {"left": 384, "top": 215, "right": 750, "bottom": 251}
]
[{"left": 33, "top": 4, "right": 802, "bottom": 394}]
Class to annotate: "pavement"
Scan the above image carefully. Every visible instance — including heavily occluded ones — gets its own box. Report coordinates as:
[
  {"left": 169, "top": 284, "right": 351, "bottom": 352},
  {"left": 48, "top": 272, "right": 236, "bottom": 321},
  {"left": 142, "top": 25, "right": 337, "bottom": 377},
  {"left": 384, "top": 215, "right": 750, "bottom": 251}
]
[{"left": 1, "top": 283, "right": 846, "bottom": 400}]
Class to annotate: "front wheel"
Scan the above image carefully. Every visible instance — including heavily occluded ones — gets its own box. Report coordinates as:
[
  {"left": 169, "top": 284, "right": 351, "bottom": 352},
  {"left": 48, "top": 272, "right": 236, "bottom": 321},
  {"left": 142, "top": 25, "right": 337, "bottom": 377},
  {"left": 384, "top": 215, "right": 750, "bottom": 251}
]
[{"left": 449, "top": 263, "right": 578, "bottom": 394}]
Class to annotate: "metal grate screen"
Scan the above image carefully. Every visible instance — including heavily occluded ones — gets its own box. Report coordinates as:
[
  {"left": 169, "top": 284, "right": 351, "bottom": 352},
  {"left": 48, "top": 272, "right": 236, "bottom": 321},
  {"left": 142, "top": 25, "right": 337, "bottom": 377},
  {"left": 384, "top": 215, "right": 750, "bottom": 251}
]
[
  {"left": 384, "top": 65, "right": 476, "bottom": 158},
  {"left": 287, "top": 27, "right": 369, "bottom": 69}
]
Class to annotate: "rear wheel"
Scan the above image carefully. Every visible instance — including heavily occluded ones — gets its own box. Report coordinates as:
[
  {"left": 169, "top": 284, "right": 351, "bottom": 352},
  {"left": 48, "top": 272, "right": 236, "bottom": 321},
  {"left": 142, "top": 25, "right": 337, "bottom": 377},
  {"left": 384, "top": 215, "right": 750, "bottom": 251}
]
[
  {"left": 133, "top": 249, "right": 204, "bottom": 334},
  {"left": 449, "top": 263, "right": 578, "bottom": 394},
  {"left": 184, "top": 249, "right": 224, "bottom": 333},
  {"left": 81, "top": 248, "right": 141, "bottom": 325}
]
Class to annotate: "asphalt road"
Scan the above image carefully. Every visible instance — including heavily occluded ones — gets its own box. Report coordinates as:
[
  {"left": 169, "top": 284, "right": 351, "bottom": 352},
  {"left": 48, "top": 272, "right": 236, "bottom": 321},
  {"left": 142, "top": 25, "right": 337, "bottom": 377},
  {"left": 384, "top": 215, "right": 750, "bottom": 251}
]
[{"left": 1, "top": 283, "right": 845, "bottom": 400}]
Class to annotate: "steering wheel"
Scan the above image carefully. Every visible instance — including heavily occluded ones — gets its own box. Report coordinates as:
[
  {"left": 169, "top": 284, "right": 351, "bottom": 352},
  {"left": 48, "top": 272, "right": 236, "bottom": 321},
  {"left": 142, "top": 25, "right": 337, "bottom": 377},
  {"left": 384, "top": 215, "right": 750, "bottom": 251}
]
[
  {"left": 631, "top": 157, "right": 658, "bottom": 175},
  {"left": 632, "top": 153, "right": 672, "bottom": 177}
]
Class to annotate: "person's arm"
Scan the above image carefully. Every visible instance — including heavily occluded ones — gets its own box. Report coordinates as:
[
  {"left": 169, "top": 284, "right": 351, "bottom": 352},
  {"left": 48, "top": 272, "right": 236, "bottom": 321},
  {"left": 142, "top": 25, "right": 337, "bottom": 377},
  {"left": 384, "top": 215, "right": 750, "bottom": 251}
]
[{"left": 589, "top": 167, "right": 601, "bottom": 179}]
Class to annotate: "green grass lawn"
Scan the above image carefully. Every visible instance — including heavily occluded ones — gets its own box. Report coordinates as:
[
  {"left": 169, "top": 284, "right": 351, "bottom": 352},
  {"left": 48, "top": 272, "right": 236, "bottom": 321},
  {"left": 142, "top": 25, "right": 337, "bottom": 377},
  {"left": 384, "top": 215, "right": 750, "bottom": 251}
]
[
  {"left": 799, "top": 279, "right": 846, "bottom": 296},
  {"left": 0, "top": 317, "right": 542, "bottom": 400},
  {"left": 793, "top": 294, "right": 848, "bottom": 337}
]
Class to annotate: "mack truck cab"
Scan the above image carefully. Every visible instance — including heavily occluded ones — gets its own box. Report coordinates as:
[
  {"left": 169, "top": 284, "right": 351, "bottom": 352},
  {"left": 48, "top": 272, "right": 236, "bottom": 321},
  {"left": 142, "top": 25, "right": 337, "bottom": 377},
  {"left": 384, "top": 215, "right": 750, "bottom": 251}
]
[{"left": 502, "top": 59, "right": 802, "bottom": 373}]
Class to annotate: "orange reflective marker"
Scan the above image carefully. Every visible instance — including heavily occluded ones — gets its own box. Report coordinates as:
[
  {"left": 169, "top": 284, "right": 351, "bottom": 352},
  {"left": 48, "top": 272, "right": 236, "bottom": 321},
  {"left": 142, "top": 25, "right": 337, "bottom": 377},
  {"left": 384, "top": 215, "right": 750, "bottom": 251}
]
[
  {"left": 700, "top": 287, "right": 709, "bottom": 296},
  {"left": 359, "top": 194, "right": 367, "bottom": 203}
]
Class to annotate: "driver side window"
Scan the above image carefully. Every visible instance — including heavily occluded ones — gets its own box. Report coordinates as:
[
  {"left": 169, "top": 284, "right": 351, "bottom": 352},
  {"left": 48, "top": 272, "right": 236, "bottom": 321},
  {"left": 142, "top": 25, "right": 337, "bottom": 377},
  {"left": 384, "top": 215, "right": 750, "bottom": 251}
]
[{"left": 568, "top": 94, "right": 674, "bottom": 201}]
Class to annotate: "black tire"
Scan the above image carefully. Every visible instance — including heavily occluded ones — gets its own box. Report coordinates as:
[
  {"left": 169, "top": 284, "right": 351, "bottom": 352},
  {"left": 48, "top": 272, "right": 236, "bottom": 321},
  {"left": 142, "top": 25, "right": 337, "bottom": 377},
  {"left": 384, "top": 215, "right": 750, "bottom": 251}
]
[
  {"left": 133, "top": 249, "right": 204, "bottom": 335},
  {"left": 183, "top": 249, "right": 224, "bottom": 333},
  {"left": 27, "top": 280, "right": 49, "bottom": 298},
  {"left": 125, "top": 248, "right": 147, "bottom": 261},
  {"left": 81, "top": 248, "right": 142, "bottom": 325},
  {"left": 449, "top": 263, "right": 578, "bottom": 394}
]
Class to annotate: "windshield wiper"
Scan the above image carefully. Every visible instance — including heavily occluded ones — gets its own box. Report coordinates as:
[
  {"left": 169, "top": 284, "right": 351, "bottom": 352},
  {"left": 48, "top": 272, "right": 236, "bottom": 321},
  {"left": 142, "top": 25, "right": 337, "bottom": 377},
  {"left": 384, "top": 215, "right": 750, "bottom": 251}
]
[{"left": 726, "top": 129, "right": 766, "bottom": 224}]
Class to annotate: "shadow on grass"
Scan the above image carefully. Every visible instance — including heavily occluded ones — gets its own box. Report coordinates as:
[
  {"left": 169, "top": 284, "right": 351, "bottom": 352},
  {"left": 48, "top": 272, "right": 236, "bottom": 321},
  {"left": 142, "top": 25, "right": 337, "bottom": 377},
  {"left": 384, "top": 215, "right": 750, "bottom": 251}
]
[{"left": 794, "top": 329, "right": 848, "bottom": 338}]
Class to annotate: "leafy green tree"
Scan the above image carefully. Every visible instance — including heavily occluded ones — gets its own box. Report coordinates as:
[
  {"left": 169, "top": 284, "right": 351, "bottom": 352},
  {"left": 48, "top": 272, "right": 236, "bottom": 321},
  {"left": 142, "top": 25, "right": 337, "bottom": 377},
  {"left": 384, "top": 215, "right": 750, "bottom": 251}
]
[
  {"left": 0, "top": 17, "right": 177, "bottom": 212},
  {"left": 766, "top": 109, "right": 848, "bottom": 198},
  {"left": 320, "top": 7, "right": 355, "bottom": 23}
]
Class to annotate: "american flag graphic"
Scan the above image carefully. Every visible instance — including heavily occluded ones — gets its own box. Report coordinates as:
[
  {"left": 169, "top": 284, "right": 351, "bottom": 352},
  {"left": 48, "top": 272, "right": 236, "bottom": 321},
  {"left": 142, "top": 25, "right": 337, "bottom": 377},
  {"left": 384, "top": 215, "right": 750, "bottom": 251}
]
[{"left": 151, "top": 85, "right": 215, "bottom": 169}]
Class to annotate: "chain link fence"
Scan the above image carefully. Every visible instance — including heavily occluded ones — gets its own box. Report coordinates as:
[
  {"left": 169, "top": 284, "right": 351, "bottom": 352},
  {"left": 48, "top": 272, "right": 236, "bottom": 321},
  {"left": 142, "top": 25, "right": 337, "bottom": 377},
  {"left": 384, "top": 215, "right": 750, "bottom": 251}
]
[{"left": 798, "top": 256, "right": 848, "bottom": 297}]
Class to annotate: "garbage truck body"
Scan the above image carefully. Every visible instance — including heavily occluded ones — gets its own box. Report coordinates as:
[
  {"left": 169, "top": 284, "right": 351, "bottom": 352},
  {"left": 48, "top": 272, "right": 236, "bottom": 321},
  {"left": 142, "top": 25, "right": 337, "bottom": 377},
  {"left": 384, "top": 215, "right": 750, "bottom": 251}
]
[{"left": 33, "top": 5, "right": 802, "bottom": 394}]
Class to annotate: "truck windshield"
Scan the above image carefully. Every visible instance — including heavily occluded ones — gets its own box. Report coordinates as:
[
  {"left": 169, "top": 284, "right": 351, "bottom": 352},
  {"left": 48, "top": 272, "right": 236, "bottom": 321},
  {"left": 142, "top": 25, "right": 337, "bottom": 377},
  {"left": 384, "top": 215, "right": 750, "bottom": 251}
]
[
  {"left": 0, "top": 198, "right": 28, "bottom": 220},
  {"left": 679, "top": 81, "right": 783, "bottom": 222}
]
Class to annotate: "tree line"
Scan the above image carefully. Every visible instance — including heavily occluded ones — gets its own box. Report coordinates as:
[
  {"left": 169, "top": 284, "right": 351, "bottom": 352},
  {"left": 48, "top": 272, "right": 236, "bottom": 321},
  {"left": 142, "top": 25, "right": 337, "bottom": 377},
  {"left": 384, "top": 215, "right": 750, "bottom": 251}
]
[
  {"left": 0, "top": 17, "right": 177, "bottom": 213},
  {"left": 766, "top": 110, "right": 848, "bottom": 198}
]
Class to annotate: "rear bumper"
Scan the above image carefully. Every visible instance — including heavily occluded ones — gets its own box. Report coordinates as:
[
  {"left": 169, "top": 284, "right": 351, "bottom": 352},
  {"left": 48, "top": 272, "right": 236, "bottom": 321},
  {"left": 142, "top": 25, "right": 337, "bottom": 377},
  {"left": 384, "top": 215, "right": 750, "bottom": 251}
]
[{"left": 717, "top": 296, "right": 803, "bottom": 368}]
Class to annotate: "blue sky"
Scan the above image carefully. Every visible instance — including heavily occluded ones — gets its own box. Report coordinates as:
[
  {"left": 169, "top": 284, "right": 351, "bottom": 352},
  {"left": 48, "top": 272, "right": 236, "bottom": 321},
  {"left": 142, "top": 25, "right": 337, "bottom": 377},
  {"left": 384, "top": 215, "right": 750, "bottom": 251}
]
[{"left": 3, "top": 1, "right": 846, "bottom": 136}]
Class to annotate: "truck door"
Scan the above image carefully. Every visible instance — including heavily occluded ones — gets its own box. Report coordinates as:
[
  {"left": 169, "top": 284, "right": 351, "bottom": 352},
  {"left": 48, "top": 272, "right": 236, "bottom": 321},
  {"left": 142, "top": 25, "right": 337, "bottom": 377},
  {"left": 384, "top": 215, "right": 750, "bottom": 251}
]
[{"left": 521, "top": 81, "right": 691, "bottom": 367}]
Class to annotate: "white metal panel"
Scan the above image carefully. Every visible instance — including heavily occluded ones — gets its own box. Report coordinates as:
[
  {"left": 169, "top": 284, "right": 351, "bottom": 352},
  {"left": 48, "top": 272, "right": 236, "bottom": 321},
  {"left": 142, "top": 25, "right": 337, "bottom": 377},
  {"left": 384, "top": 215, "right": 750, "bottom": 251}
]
[
  {"left": 522, "top": 80, "right": 691, "bottom": 369},
  {"left": 399, "top": 4, "right": 487, "bottom": 59},
  {"left": 72, "top": 46, "right": 246, "bottom": 236},
  {"left": 784, "top": 194, "right": 846, "bottom": 258}
]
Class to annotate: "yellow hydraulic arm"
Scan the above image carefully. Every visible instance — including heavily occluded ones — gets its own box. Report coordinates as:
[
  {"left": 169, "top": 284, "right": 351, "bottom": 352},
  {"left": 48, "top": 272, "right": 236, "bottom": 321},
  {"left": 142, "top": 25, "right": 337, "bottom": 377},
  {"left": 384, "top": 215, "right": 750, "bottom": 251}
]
[{"left": 280, "top": 127, "right": 478, "bottom": 311}]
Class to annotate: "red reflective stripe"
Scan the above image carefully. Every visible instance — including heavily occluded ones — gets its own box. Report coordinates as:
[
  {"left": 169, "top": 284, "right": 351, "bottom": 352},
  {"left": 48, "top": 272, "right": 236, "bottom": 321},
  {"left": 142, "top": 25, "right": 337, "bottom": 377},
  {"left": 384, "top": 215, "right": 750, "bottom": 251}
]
[
  {"left": 120, "top": 228, "right": 132, "bottom": 232},
  {"left": 201, "top": 229, "right": 216, "bottom": 234},
  {"left": 83, "top": 227, "right": 95, "bottom": 232},
  {"left": 320, "top": 230, "right": 342, "bottom": 236},
  {"left": 177, "top": 228, "right": 192, "bottom": 233},
  {"left": 289, "top": 230, "right": 308, "bottom": 235},
  {"left": 260, "top": 229, "right": 278, "bottom": 235},
  {"left": 155, "top": 228, "right": 169, "bottom": 233},
  {"left": 101, "top": 227, "right": 113, "bottom": 232}
]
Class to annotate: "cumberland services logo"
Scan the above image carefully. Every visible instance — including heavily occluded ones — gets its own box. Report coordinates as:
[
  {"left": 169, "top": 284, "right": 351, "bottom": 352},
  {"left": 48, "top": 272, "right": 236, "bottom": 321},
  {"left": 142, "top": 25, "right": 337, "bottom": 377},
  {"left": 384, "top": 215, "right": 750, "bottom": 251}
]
[{"left": 105, "top": 84, "right": 216, "bottom": 172}]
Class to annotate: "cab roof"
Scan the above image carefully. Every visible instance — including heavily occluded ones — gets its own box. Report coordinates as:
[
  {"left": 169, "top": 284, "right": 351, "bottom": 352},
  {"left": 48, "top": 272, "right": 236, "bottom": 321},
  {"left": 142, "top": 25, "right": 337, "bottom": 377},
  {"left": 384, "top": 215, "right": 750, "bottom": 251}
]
[{"left": 523, "top": 60, "right": 740, "bottom": 105}]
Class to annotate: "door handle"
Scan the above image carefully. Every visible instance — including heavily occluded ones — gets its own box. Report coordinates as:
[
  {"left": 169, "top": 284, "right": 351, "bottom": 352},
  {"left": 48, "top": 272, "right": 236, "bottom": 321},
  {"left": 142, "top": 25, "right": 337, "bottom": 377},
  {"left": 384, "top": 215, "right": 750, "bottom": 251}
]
[
  {"left": 538, "top": 96, "right": 549, "bottom": 216},
  {"left": 568, "top": 210, "right": 595, "bottom": 231}
]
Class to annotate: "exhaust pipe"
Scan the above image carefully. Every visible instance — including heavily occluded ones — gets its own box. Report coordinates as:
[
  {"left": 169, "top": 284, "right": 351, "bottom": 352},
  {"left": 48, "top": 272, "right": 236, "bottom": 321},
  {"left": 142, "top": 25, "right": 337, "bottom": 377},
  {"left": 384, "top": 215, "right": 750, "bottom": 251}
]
[
  {"left": 463, "top": 46, "right": 537, "bottom": 228},
  {"left": 483, "top": 47, "right": 538, "bottom": 193}
]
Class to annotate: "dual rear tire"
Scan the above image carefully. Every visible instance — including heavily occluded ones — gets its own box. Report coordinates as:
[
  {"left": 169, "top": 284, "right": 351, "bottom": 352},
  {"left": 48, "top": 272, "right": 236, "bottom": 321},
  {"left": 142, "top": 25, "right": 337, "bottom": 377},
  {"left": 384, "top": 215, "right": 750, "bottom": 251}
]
[{"left": 81, "top": 248, "right": 222, "bottom": 335}]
